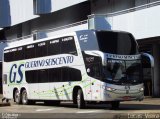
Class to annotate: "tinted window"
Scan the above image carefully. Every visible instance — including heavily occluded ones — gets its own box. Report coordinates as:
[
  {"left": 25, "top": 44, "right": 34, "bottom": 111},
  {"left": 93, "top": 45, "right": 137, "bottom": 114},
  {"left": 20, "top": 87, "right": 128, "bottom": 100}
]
[
  {"left": 61, "top": 68, "right": 69, "bottom": 82},
  {"left": 69, "top": 68, "right": 82, "bottom": 81},
  {"left": 4, "top": 36, "right": 77, "bottom": 62},
  {"left": 4, "top": 46, "right": 25, "bottom": 62},
  {"left": 38, "top": 69, "right": 48, "bottom": 83},
  {"left": 61, "top": 36, "right": 77, "bottom": 55},
  {"left": 96, "top": 31, "right": 138, "bottom": 55},
  {"left": 61, "top": 67, "right": 82, "bottom": 82},
  {"left": 36, "top": 42, "right": 47, "bottom": 57},
  {"left": 14, "top": 47, "right": 24, "bottom": 61},
  {"left": 4, "top": 50, "right": 13, "bottom": 62},
  {"left": 25, "top": 44, "right": 35, "bottom": 59},
  {"left": 86, "top": 63, "right": 102, "bottom": 79},
  {"left": 25, "top": 67, "right": 81, "bottom": 83},
  {"left": 48, "top": 68, "right": 61, "bottom": 82},
  {"left": 48, "top": 39, "right": 60, "bottom": 55},
  {"left": 76, "top": 31, "right": 99, "bottom": 51},
  {"left": 26, "top": 70, "right": 38, "bottom": 83},
  {"left": 82, "top": 52, "right": 102, "bottom": 80}
]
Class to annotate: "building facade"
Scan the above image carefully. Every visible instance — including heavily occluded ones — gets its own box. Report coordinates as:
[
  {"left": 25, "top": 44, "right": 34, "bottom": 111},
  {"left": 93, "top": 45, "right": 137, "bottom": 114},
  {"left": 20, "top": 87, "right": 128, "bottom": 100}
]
[{"left": 0, "top": 0, "right": 160, "bottom": 97}]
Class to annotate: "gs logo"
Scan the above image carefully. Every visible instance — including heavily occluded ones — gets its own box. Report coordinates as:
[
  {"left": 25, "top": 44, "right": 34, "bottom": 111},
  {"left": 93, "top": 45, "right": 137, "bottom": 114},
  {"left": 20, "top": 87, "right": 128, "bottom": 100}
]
[{"left": 9, "top": 64, "right": 24, "bottom": 83}]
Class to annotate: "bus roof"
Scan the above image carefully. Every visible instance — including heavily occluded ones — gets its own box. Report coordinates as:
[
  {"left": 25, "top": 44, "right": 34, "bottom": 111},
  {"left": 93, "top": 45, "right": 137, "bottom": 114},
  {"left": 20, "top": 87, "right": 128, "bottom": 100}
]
[{"left": 4, "top": 29, "right": 133, "bottom": 50}]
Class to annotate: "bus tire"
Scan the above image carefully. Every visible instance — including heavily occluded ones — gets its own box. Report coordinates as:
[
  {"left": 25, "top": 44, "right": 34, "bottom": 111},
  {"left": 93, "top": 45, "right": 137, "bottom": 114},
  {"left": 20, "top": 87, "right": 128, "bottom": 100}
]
[
  {"left": 77, "top": 89, "right": 85, "bottom": 109},
  {"left": 14, "top": 89, "right": 21, "bottom": 104},
  {"left": 21, "top": 89, "right": 29, "bottom": 105},
  {"left": 111, "top": 101, "right": 120, "bottom": 109}
]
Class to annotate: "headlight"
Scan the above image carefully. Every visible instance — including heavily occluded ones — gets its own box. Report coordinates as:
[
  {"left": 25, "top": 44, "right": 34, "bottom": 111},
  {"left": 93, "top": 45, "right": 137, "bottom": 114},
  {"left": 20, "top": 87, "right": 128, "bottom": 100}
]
[
  {"left": 102, "top": 85, "right": 116, "bottom": 91},
  {"left": 139, "top": 87, "right": 144, "bottom": 91},
  {"left": 106, "top": 87, "right": 116, "bottom": 91}
]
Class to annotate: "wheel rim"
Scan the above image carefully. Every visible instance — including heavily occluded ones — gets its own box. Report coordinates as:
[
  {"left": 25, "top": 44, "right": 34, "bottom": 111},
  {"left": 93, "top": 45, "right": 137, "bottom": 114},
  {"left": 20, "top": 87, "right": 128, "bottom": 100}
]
[
  {"left": 22, "top": 91, "right": 27, "bottom": 104},
  {"left": 15, "top": 91, "right": 20, "bottom": 103},
  {"left": 77, "top": 93, "right": 80, "bottom": 107}
]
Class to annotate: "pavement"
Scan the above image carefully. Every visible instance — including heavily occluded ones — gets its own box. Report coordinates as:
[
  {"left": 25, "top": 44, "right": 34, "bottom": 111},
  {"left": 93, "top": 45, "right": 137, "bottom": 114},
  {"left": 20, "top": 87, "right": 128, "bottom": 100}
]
[
  {"left": 0, "top": 94, "right": 160, "bottom": 107},
  {"left": 0, "top": 94, "right": 160, "bottom": 119}
]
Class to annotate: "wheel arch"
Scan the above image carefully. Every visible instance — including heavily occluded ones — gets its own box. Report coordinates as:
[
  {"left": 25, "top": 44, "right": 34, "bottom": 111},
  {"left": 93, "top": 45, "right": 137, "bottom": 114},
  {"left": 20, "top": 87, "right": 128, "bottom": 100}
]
[
  {"left": 72, "top": 85, "right": 85, "bottom": 103},
  {"left": 13, "top": 87, "right": 19, "bottom": 101},
  {"left": 20, "top": 87, "right": 27, "bottom": 96}
]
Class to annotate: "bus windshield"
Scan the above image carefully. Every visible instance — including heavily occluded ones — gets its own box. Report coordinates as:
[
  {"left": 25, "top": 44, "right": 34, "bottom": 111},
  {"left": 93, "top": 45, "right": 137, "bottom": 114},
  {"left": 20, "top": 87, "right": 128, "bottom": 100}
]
[
  {"left": 96, "top": 31, "right": 138, "bottom": 55},
  {"left": 103, "top": 59, "right": 143, "bottom": 85}
]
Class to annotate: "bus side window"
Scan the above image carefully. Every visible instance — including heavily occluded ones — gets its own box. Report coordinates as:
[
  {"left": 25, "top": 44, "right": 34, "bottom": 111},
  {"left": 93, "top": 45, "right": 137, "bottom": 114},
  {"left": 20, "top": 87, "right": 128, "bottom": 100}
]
[
  {"left": 70, "top": 68, "right": 82, "bottom": 81},
  {"left": 14, "top": 47, "right": 25, "bottom": 61},
  {"left": 38, "top": 69, "right": 48, "bottom": 83},
  {"left": 61, "top": 67, "right": 70, "bottom": 82},
  {"left": 4, "top": 51, "right": 13, "bottom": 62},
  {"left": 25, "top": 44, "right": 36, "bottom": 59},
  {"left": 48, "top": 39, "right": 60, "bottom": 56},
  {"left": 36, "top": 42, "right": 47, "bottom": 57},
  {"left": 25, "top": 70, "right": 38, "bottom": 83},
  {"left": 48, "top": 68, "right": 61, "bottom": 82},
  {"left": 61, "top": 67, "right": 82, "bottom": 82},
  {"left": 61, "top": 36, "right": 78, "bottom": 55}
]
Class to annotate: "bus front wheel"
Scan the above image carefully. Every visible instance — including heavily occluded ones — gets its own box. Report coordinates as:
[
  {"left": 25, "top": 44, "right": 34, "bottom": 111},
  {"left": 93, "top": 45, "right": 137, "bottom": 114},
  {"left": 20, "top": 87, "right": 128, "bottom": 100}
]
[{"left": 77, "top": 89, "right": 85, "bottom": 109}]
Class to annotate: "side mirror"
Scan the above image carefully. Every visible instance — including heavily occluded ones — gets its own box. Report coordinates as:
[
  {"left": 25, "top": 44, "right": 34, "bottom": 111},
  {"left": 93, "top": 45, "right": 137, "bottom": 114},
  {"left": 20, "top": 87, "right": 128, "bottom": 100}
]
[{"left": 141, "top": 53, "right": 154, "bottom": 68}]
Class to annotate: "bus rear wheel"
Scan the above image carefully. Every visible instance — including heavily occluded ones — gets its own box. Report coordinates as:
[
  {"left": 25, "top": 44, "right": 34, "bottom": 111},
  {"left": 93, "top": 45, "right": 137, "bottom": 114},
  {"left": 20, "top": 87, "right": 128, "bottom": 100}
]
[
  {"left": 77, "top": 89, "right": 85, "bottom": 109},
  {"left": 14, "top": 89, "right": 21, "bottom": 104},
  {"left": 21, "top": 89, "right": 30, "bottom": 105}
]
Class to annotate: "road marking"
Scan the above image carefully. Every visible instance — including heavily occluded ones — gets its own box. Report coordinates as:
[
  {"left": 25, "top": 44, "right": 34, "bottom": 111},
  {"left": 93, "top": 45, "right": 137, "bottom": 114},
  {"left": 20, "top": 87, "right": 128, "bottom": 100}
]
[
  {"left": 36, "top": 108, "right": 55, "bottom": 112},
  {"left": 76, "top": 110, "right": 102, "bottom": 113}
]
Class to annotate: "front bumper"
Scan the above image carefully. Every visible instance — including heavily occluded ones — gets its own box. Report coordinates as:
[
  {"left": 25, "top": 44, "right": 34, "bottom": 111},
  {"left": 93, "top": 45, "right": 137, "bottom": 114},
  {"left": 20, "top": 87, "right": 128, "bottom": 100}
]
[{"left": 102, "top": 87, "right": 144, "bottom": 101}]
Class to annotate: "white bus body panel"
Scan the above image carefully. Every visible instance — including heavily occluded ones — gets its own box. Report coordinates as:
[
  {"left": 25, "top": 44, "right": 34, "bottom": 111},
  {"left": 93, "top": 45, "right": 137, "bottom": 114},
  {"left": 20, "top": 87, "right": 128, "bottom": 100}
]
[{"left": 2, "top": 30, "right": 144, "bottom": 103}]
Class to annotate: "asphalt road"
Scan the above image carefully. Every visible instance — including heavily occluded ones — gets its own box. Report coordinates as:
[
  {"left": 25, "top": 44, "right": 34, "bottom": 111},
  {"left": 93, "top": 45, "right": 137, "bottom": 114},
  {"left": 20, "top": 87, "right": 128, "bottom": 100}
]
[{"left": 0, "top": 98, "right": 160, "bottom": 119}]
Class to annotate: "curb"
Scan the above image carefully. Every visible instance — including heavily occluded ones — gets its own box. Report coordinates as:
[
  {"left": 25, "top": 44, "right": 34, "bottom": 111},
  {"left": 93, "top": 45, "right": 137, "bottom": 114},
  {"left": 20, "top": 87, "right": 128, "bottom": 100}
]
[
  {"left": 0, "top": 102, "right": 11, "bottom": 107},
  {"left": 144, "top": 96, "right": 152, "bottom": 99}
]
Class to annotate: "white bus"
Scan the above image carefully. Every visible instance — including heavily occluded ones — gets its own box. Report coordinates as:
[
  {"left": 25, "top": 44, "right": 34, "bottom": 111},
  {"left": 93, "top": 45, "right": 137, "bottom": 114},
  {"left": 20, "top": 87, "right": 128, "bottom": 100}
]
[{"left": 3, "top": 30, "right": 145, "bottom": 109}]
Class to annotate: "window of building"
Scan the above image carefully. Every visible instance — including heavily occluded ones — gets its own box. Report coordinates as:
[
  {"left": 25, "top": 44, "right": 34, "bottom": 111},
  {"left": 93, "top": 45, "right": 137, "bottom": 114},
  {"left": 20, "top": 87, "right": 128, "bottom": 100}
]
[
  {"left": 33, "top": 0, "right": 52, "bottom": 15},
  {"left": 17, "top": 24, "right": 22, "bottom": 38}
]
